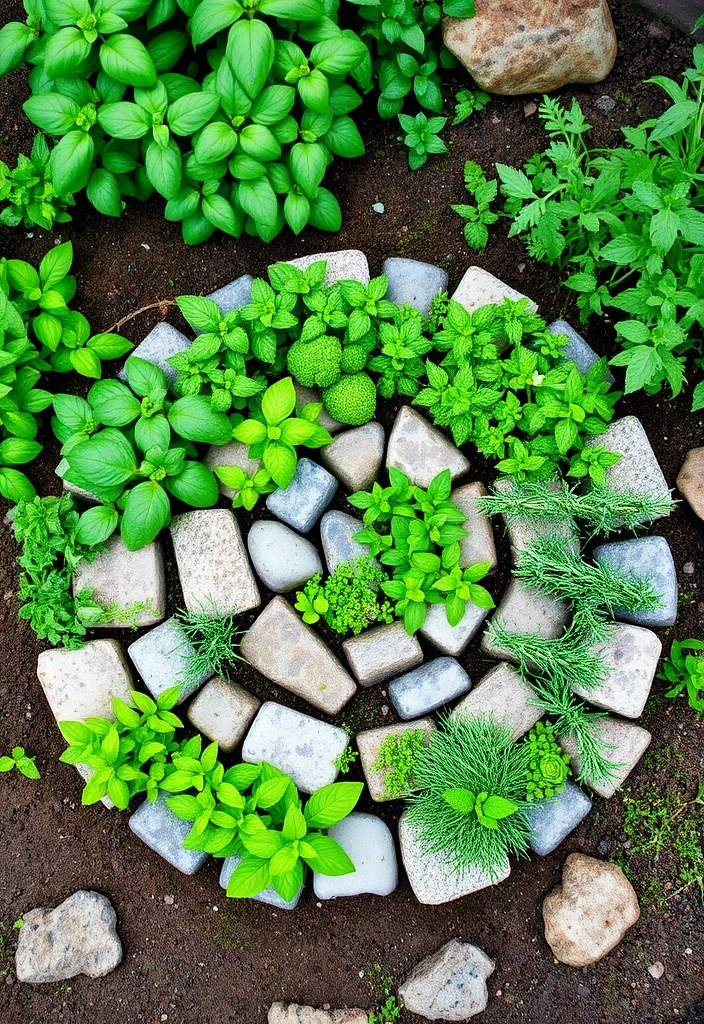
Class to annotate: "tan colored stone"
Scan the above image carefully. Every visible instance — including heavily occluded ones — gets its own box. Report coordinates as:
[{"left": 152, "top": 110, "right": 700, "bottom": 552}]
[
  {"left": 268, "top": 1006, "right": 368, "bottom": 1024},
  {"left": 452, "top": 662, "right": 543, "bottom": 739},
  {"left": 451, "top": 481, "right": 497, "bottom": 570},
  {"left": 204, "top": 441, "right": 261, "bottom": 499},
  {"left": 443, "top": 0, "right": 617, "bottom": 96},
  {"left": 357, "top": 718, "right": 436, "bottom": 802},
  {"left": 543, "top": 853, "right": 640, "bottom": 966},
  {"left": 677, "top": 446, "right": 704, "bottom": 520}
]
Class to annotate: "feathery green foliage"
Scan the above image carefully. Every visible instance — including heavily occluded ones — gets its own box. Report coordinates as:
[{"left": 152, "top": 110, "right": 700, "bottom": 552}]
[
  {"left": 373, "top": 728, "right": 427, "bottom": 799},
  {"left": 174, "top": 602, "right": 247, "bottom": 687},
  {"left": 405, "top": 714, "right": 531, "bottom": 876}
]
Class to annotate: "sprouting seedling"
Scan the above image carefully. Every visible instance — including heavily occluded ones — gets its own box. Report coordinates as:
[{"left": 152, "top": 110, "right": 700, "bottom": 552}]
[{"left": 0, "top": 747, "right": 40, "bottom": 779}]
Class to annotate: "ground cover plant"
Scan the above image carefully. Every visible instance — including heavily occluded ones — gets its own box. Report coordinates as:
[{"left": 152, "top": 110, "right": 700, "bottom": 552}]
[
  {"left": 523, "top": 720, "right": 570, "bottom": 801},
  {"left": 372, "top": 727, "right": 428, "bottom": 798},
  {"left": 658, "top": 638, "right": 704, "bottom": 715},
  {"left": 0, "top": 746, "right": 40, "bottom": 779},
  {"left": 294, "top": 557, "right": 393, "bottom": 634}
]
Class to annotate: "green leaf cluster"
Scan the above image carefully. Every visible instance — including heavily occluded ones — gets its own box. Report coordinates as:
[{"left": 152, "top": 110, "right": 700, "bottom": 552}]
[
  {"left": 372, "top": 726, "right": 428, "bottom": 799},
  {"left": 0, "top": 133, "right": 74, "bottom": 230},
  {"left": 522, "top": 720, "right": 571, "bottom": 801},
  {"left": 658, "top": 638, "right": 704, "bottom": 715},
  {"left": 294, "top": 557, "right": 393, "bottom": 635},
  {"left": 0, "top": 745, "right": 41, "bottom": 779}
]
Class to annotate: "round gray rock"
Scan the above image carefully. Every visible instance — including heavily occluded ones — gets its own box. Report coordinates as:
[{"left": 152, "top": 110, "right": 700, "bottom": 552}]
[
  {"left": 398, "top": 939, "right": 495, "bottom": 1020},
  {"left": 247, "top": 521, "right": 322, "bottom": 593}
]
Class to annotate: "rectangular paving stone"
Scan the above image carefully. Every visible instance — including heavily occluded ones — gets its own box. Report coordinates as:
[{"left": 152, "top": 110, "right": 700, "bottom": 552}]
[
  {"left": 386, "top": 406, "right": 470, "bottom": 489},
  {"left": 526, "top": 781, "right": 592, "bottom": 856},
  {"left": 492, "top": 476, "right": 579, "bottom": 562},
  {"left": 320, "top": 422, "right": 385, "bottom": 493},
  {"left": 593, "top": 536, "right": 677, "bottom": 628},
  {"left": 388, "top": 657, "right": 472, "bottom": 720},
  {"left": 399, "top": 811, "right": 510, "bottom": 905},
  {"left": 452, "top": 662, "right": 544, "bottom": 739},
  {"left": 187, "top": 676, "right": 260, "bottom": 753},
  {"left": 419, "top": 600, "right": 488, "bottom": 657},
  {"left": 452, "top": 481, "right": 497, "bottom": 570},
  {"left": 572, "top": 623, "right": 661, "bottom": 719},
  {"left": 207, "top": 274, "right": 253, "bottom": 314},
  {"left": 357, "top": 719, "right": 436, "bottom": 802},
  {"left": 170, "top": 509, "right": 260, "bottom": 617},
  {"left": 241, "top": 701, "right": 349, "bottom": 793},
  {"left": 266, "top": 458, "right": 338, "bottom": 534},
  {"left": 73, "top": 534, "right": 165, "bottom": 629},
  {"left": 129, "top": 793, "right": 208, "bottom": 875},
  {"left": 241, "top": 596, "right": 356, "bottom": 715},
  {"left": 118, "top": 322, "right": 191, "bottom": 387},
  {"left": 559, "top": 715, "right": 652, "bottom": 798},
  {"left": 285, "top": 249, "right": 370, "bottom": 285},
  {"left": 548, "top": 320, "right": 614, "bottom": 382},
  {"left": 586, "top": 416, "right": 670, "bottom": 511},
  {"left": 343, "top": 621, "right": 423, "bottom": 687},
  {"left": 320, "top": 511, "right": 371, "bottom": 575},
  {"left": 382, "top": 257, "right": 448, "bottom": 315},
  {"left": 220, "top": 854, "right": 303, "bottom": 910},
  {"left": 37, "top": 639, "right": 134, "bottom": 724},
  {"left": 128, "top": 616, "right": 209, "bottom": 703},
  {"left": 481, "top": 579, "right": 570, "bottom": 662},
  {"left": 451, "top": 266, "right": 537, "bottom": 316}
]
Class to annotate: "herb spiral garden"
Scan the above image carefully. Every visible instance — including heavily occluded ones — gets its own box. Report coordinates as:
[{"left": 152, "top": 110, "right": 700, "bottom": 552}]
[{"left": 1, "top": 1, "right": 704, "bottom": 1023}]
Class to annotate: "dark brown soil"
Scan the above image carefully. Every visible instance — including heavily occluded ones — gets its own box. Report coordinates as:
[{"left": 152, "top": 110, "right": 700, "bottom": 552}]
[{"left": 1, "top": 2, "right": 703, "bottom": 1022}]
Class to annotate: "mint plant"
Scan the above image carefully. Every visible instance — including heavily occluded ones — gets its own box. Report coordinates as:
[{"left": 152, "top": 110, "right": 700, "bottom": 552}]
[
  {"left": 0, "top": 133, "right": 74, "bottom": 230},
  {"left": 398, "top": 112, "right": 447, "bottom": 170},
  {"left": 658, "top": 638, "right": 704, "bottom": 715},
  {"left": 0, "top": 746, "right": 40, "bottom": 779}
]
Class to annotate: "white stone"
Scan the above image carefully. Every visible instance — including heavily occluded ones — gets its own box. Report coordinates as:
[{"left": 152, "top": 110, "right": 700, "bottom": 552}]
[
  {"left": 220, "top": 855, "right": 303, "bottom": 910},
  {"left": 398, "top": 939, "right": 495, "bottom": 1021},
  {"left": 268, "top": 1006, "right": 368, "bottom": 1024},
  {"left": 247, "top": 521, "right": 323, "bottom": 593},
  {"left": 319, "top": 511, "right": 371, "bottom": 575},
  {"left": 127, "top": 616, "right": 209, "bottom": 703},
  {"left": 587, "top": 416, "right": 669, "bottom": 511},
  {"left": 481, "top": 578, "right": 569, "bottom": 661},
  {"left": 357, "top": 719, "right": 435, "bottom": 802},
  {"left": 572, "top": 623, "right": 662, "bottom": 719},
  {"left": 559, "top": 715, "right": 651, "bottom": 798},
  {"left": 170, "top": 509, "right": 260, "bottom": 617},
  {"left": 241, "top": 596, "right": 356, "bottom": 715},
  {"left": 452, "top": 481, "right": 497, "bottom": 570},
  {"left": 452, "top": 662, "right": 544, "bottom": 740},
  {"left": 382, "top": 257, "right": 449, "bottom": 315},
  {"left": 320, "top": 422, "right": 385, "bottom": 493},
  {"left": 129, "top": 793, "right": 208, "bottom": 875},
  {"left": 37, "top": 639, "right": 134, "bottom": 724},
  {"left": 313, "top": 812, "right": 398, "bottom": 899},
  {"left": 204, "top": 441, "right": 262, "bottom": 499},
  {"left": 343, "top": 621, "right": 423, "bottom": 687},
  {"left": 285, "top": 249, "right": 370, "bottom": 285},
  {"left": 451, "top": 266, "right": 537, "bottom": 315},
  {"left": 399, "top": 812, "right": 510, "bottom": 905},
  {"left": 419, "top": 601, "right": 488, "bottom": 657},
  {"left": 187, "top": 676, "right": 261, "bottom": 753},
  {"left": 389, "top": 657, "right": 472, "bottom": 719},
  {"left": 118, "top": 322, "right": 191, "bottom": 387},
  {"left": 386, "top": 406, "right": 469, "bottom": 488},
  {"left": 242, "top": 702, "right": 349, "bottom": 793},
  {"left": 59, "top": 475, "right": 100, "bottom": 504},
  {"left": 72, "top": 534, "right": 165, "bottom": 629}
]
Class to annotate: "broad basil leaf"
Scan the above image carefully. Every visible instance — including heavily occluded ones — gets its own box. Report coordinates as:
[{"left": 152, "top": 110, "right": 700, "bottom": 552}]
[{"left": 120, "top": 480, "right": 171, "bottom": 549}]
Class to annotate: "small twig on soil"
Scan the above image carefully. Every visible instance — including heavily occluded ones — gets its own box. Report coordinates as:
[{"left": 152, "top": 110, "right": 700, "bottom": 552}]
[{"left": 107, "top": 299, "right": 179, "bottom": 334}]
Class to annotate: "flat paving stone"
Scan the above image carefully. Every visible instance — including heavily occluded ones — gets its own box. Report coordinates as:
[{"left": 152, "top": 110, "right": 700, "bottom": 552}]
[
  {"left": 452, "top": 661, "right": 544, "bottom": 739},
  {"left": 559, "top": 715, "right": 652, "bottom": 798},
  {"left": 37, "top": 639, "right": 134, "bottom": 724},
  {"left": 285, "top": 249, "right": 370, "bottom": 285},
  {"left": 451, "top": 266, "right": 537, "bottom": 315},
  {"left": 343, "top": 621, "right": 423, "bottom": 687},
  {"left": 399, "top": 811, "right": 511, "bottom": 905},
  {"left": 72, "top": 534, "right": 165, "bottom": 629},
  {"left": 492, "top": 476, "right": 579, "bottom": 561},
  {"left": 187, "top": 676, "right": 260, "bottom": 753},
  {"left": 320, "top": 422, "right": 385, "bottom": 493},
  {"left": 128, "top": 616, "right": 209, "bottom": 703},
  {"left": 220, "top": 854, "right": 303, "bottom": 910},
  {"left": 382, "top": 257, "right": 448, "bottom": 314},
  {"left": 129, "top": 793, "right": 208, "bottom": 875},
  {"left": 388, "top": 657, "right": 472, "bottom": 719},
  {"left": 170, "top": 509, "right": 260, "bottom": 617},
  {"left": 357, "top": 718, "right": 436, "bottom": 802},
  {"left": 313, "top": 812, "right": 398, "bottom": 900},
  {"left": 527, "top": 781, "right": 592, "bottom": 856},
  {"left": 481, "top": 578, "right": 570, "bottom": 661},
  {"left": 204, "top": 441, "right": 262, "bottom": 499},
  {"left": 386, "top": 406, "right": 469, "bottom": 488},
  {"left": 548, "top": 320, "right": 614, "bottom": 381},
  {"left": 593, "top": 536, "right": 677, "bottom": 627},
  {"left": 118, "top": 322, "right": 190, "bottom": 387},
  {"left": 207, "top": 274, "right": 253, "bottom": 314},
  {"left": 320, "top": 511, "right": 372, "bottom": 576},
  {"left": 677, "top": 446, "right": 704, "bottom": 520},
  {"left": 419, "top": 600, "right": 488, "bottom": 657},
  {"left": 241, "top": 596, "right": 356, "bottom": 715},
  {"left": 586, "top": 416, "right": 669, "bottom": 510},
  {"left": 452, "top": 481, "right": 497, "bottom": 570},
  {"left": 266, "top": 458, "right": 338, "bottom": 534},
  {"left": 572, "top": 623, "right": 661, "bottom": 719},
  {"left": 247, "top": 521, "right": 322, "bottom": 593},
  {"left": 241, "top": 701, "right": 349, "bottom": 793}
]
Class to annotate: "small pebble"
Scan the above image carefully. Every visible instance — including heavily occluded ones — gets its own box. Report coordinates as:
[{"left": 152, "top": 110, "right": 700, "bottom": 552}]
[
  {"left": 523, "top": 102, "right": 537, "bottom": 116},
  {"left": 685, "top": 948, "right": 693, "bottom": 955},
  {"left": 164, "top": 895, "right": 174, "bottom": 905},
  {"left": 648, "top": 962, "right": 665, "bottom": 979},
  {"left": 372, "top": 202, "right": 385, "bottom": 214},
  {"left": 683, "top": 562, "right": 695, "bottom": 574},
  {"left": 595, "top": 95, "right": 616, "bottom": 112},
  {"left": 598, "top": 839, "right": 612, "bottom": 855},
  {"left": 142, "top": 243, "right": 151, "bottom": 250}
]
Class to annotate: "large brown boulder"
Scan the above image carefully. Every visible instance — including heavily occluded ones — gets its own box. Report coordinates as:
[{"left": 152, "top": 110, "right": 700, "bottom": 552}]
[{"left": 443, "top": 0, "right": 617, "bottom": 95}]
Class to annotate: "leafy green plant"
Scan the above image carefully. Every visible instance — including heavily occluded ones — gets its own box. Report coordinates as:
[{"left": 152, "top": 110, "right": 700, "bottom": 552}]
[
  {"left": 295, "top": 557, "right": 393, "bottom": 635},
  {"left": 398, "top": 112, "right": 447, "bottom": 169},
  {"left": 368, "top": 996, "right": 402, "bottom": 1024},
  {"left": 214, "top": 465, "right": 276, "bottom": 511},
  {"left": 0, "top": 746, "right": 40, "bottom": 779},
  {"left": 658, "top": 638, "right": 704, "bottom": 715},
  {"left": 367, "top": 313, "right": 433, "bottom": 398},
  {"left": 406, "top": 713, "right": 531, "bottom": 876},
  {"left": 174, "top": 602, "right": 248, "bottom": 688},
  {"left": 332, "top": 747, "right": 359, "bottom": 774},
  {"left": 451, "top": 160, "right": 499, "bottom": 250},
  {"left": 373, "top": 727, "right": 427, "bottom": 799},
  {"left": 11, "top": 493, "right": 104, "bottom": 648},
  {"left": 452, "top": 87, "right": 490, "bottom": 126},
  {"left": 523, "top": 721, "right": 571, "bottom": 800},
  {"left": 0, "top": 133, "right": 74, "bottom": 229}
]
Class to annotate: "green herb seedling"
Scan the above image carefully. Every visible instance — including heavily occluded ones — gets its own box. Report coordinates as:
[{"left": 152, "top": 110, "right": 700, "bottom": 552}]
[{"left": 0, "top": 746, "right": 40, "bottom": 779}]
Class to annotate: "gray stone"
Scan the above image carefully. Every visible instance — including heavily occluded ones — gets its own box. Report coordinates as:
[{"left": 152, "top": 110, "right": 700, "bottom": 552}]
[
  {"left": 37, "top": 639, "right": 134, "bottom": 724},
  {"left": 452, "top": 481, "right": 497, "bottom": 570},
  {"left": 220, "top": 855, "right": 303, "bottom": 911},
  {"left": 268, "top": 1006, "right": 368, "bottom": 1024},
  {"left": 559, "top": 715, "right": 652, "bottom": 798},
  {"left": 266, "top": 458, "right": 338, "bottom": 534},
  {"left": 382, "top": 257, "right": 449, "bottom": 315},
  {"left": 204, "top": 441, "right": 262, "bottom": 499},
  {"left": 543, "top": 853, "right": 640, "bottom": 967},
  {"left": 118, "top": 322, "right": 191, "bottom": 387},
  {"left": 343, "top": 621, "right": 423, "bottom": 687},
  {"left": 187, "top": 676, "right": 260, "bottom": 753},
  {"left": 320, "top": 422, "right": 385, "bottom": 493},
  {"left": 548, "top": 320, "right": 614, "bottom": 382},
  {"left": 398, "top": 939, "right": 495, "bottom": 1021},
  {"left": 15, "top": 891, "right": 122, "bottom": 983},
  {"left": 285, "top": 249, "right": 370, "bottom": 286},
  {"left": 59, "top": 473, "right": 100, "bottom": 504},
  {"left": 357, "top": 718, "right": 436, "bottom": 802},
  {"left": 241, "top": 596, "right": 356, "bottom": 715},
  {"left": 242, "top": 701, "right": 349, "bottom": 793},
  {"left": 452, "top": 662, "right": 544, "bottom": 740},
  {"left": 207, "top": 274, "right": 253, "bottom": 314},
  {"left": 399, "top": 811, "right": 510, "bottom": 905},
  {"left": 313, "top": 812, "right": 398, "bottom": 899},
  {"left": 320, "top": 511, "right": 371, "bottom": 575},
  {"left": 593, "top": 536, "right": 677, "bottom": 627},
  {"left": 526, "top": 781, "right": 592, "bottom": 856},
  {"left": 247, "top": 521, "right": 323, "bottom": 593},
  {"left": 128, "top": 616, "right": 209, "bottom": 703},
  {"left": 129, "top": 793, "right": 209, "bottom": 875},
  {"left": 451, "top": 265, "right": 537, "bottom": 314},
  {"left": 595, "top": 94, "right": 616, "bottom": 111},
  {"left": 294, "top": 383, "right": 344, "bottom": 435},
  {"left": 634, "top": 0, "right": 704, "bottom": 37},
  {"left": 492, "top": 476, "right": 579, "bottom": 561},
  {"left": 572, "top": 623, "right": 661, "bottom": 719},
  {"left": 388, "top": 657, "right": 472, "bottom": 720},
  {"left": 677, "top": 446, "right": 704, "bottom": 521},
  {"left": 419, "top": 600, "right": 488, "bottom": 657},
  {"left": 586, "top": 416, "right": 670, "bottom": 510},
  {"left": 481, "top": 578, "right": 569, "bottom": 661},
  {"left": 386, "top": 406, "right": 470, "bottom": 488},
  {"left": 72, "top": 534, "right": 165, "bottom": 629},
  {"left": 170, "top": 509, "right": 260, "bottom": 616}
]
